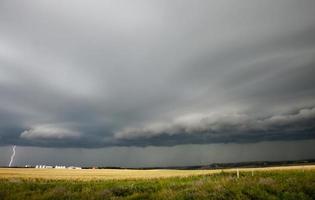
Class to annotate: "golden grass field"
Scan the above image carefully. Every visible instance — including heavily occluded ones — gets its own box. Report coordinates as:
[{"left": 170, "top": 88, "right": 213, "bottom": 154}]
[
  {"left": 1, "top": 165, "right": 315, "bottom": 199},
  {"left": 1, "top": 165, "right": 314, "bottom": 180}
]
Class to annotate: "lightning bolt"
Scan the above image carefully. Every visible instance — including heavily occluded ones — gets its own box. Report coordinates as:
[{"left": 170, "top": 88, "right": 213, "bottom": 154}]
[{"left": 8, "top": 145, "right": 16, "bottom": 167}]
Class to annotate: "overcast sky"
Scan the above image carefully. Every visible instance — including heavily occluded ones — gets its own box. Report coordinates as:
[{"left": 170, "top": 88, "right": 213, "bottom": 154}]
[{"left": 0, "top": 0, "right": 315, "bottom": 166}]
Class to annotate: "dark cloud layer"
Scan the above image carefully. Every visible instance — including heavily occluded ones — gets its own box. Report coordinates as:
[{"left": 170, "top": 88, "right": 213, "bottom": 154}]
[
  {"left": 0, "top": 0, "right": 315, "bottom": 148},
  {"left": 1, "top": 140, "right": 315, "bottom": 167}
]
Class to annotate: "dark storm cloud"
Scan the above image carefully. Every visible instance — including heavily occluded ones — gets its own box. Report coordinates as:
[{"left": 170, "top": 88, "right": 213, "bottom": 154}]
[
  {"left": 0, "top": 0, "right": 315, "bottom": 148},
  {"left": 1, "top": 140, "right": 315, "bottom": 167},
  {"left": 114, "top": 107, "right": 315, "bottom": 146}
]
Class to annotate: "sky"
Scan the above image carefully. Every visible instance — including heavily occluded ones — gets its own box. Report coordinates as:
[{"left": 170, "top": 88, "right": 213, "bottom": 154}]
[{"left": 0, "top": 0, "right": 315, "bottom": 167}]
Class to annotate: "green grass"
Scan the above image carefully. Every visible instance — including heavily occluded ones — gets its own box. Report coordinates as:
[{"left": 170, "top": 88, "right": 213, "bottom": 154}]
[{"left": 1, "top": 170, "right": 315, "bottom": 200}]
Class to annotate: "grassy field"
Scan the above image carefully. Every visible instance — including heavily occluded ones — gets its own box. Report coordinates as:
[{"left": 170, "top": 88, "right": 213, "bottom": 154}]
[{"left": 0, "top": 165, "right": 315, "bottom": 199}]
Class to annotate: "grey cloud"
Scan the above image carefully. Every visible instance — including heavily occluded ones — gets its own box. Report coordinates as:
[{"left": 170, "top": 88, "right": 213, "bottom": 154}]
[
  {"left": 0, "top": 0, "right": 315, "bottom": 148},
  {"left": 115, "top": 107, "right": 315, "bottom": 140},
  {"left": 20, "top": 124, "right": 81, "bottom": 140}
]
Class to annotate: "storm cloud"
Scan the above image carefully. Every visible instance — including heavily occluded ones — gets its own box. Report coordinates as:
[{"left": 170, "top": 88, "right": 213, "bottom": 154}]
[
  {"left": 115, "top": 107, "right": 315, "bottom": 139},
  {"left": 1, "top": 0, "right": 315, "bottom": 148}
]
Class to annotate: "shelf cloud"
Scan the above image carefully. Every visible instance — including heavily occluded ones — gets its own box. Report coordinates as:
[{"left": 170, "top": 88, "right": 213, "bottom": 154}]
[
  {"left": 20, "top": 124, "right": 81, "bottom": 140},
  {"left": 115, "top": 107, "right": 315, "bottom": 140},
  {"left": 0, "top": 0, "right": 315, "bottom": 148}
]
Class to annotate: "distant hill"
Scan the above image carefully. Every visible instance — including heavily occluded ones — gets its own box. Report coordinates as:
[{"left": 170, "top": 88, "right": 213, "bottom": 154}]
[{"left": 88, "top": 159, "right": 315, "bottom": 170}]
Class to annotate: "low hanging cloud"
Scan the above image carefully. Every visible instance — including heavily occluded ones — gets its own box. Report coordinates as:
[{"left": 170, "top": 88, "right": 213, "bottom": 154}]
[
  {"left": 20, "top": 125, "right": 81, "bottom": 140},
  {"left": 115, "top": 107, "right": 315, "bottom": 140}
]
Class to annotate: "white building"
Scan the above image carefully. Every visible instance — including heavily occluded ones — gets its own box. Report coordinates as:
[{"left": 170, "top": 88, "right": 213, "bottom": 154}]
[
  {"left": 67, "top": 166, "right": 82, "bottom": 169},
  {"left": 55, "top": 165, "right": 66, "bottom": 169},
  {"left": 35, "top": 165, "right": 53, "bottom": 169}
]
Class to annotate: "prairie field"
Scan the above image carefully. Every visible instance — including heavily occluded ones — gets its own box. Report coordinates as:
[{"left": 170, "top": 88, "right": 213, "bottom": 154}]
[{"left": 0, "top": 165, "right": 315, "bottom": 199}]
